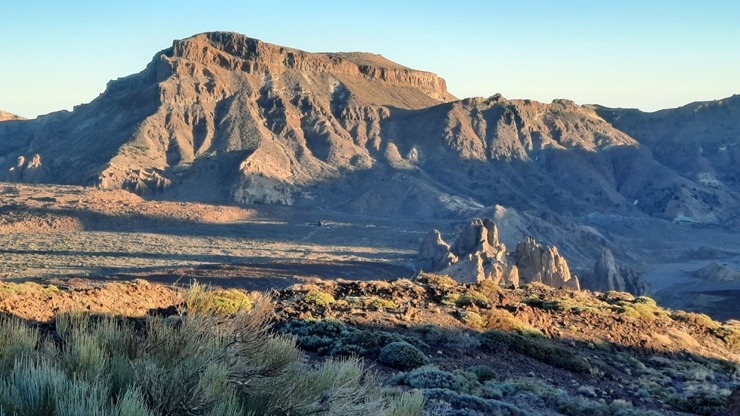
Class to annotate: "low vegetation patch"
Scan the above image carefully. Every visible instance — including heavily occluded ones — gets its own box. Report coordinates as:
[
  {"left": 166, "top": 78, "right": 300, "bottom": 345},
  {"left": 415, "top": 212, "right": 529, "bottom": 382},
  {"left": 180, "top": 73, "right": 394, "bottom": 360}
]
[
  {"left": 0, "top": 287, "right": 420, "bottom": 416},
  {"left": 303, "top": 290, "right": 336, "bottom": 308},
  {"left": 280, "top": 318, "right": 425, "bottom": 358},
  {"left": 183, "top": 281, "right": 252, "bottom": 315},
  {"left": 478, "top": 330, "right": 591, "bottom": 373}
]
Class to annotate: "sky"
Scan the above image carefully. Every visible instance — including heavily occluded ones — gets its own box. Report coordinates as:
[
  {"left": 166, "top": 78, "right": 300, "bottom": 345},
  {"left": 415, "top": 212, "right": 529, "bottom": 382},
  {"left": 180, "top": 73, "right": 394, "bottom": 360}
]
[{"left": 1, "top": 1, "right": 739, "bottom": 119}]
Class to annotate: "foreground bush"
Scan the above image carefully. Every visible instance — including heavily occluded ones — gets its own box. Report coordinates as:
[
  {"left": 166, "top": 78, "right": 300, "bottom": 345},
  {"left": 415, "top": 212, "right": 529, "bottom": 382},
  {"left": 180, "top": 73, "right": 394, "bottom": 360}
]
[{"left": 0, "top": 287, "right": 422, "bottom": 416}]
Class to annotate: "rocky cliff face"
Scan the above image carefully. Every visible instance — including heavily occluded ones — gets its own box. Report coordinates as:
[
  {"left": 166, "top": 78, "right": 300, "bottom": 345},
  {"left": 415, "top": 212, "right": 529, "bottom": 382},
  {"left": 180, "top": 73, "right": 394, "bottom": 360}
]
[{"left": 0, "top": 32, "right": 452, "bottom": 204}]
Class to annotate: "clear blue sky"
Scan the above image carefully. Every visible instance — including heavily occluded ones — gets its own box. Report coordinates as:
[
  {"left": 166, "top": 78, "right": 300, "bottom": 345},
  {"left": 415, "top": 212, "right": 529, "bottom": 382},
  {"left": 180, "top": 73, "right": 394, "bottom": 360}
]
[{"left": 2, "top": 1, "right": 739, "bottom": 118}]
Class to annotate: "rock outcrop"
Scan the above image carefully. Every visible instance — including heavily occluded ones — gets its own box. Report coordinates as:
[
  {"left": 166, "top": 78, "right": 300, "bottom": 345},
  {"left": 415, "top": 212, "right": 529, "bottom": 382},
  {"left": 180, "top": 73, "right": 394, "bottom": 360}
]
[
  {"left": 419, "top": 230, "right": 456, "bottom": 271},
  {"left": 580, "top": 248, "right": 649, "bottom": 295},
  {"left": 513, "top": 238, "right": 580, "bottom": 290},
  {"left": 418, "top": 218, "right": 578, "bottom": 290},
  {"left": 6, "top": 154, "right": 43, "bottom": 183},
  {"left": 691, "top": 261, "right": 740, "bottom": 282}
]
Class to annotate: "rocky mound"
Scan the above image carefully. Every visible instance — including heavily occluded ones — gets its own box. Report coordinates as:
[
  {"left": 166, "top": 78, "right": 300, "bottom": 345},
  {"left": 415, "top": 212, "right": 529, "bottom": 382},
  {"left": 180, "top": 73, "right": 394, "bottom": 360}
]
[
  {"left": 691, "top": 261, "right": 740, "bottom": 282},
  {"left": 418, "top": 218, "right": 579, "bottom": 290}
]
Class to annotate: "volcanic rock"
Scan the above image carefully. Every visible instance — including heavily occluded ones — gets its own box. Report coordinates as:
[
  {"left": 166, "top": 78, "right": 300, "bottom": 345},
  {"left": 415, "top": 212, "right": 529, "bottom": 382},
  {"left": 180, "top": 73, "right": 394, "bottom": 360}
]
[
  {"left": 6, "top": 154, "right": 43, "bottom": 183},
  {"left": 419, "top": 218, "right": 576, "bottom": 290},
  {"left": 513, "top": 238, "right": 580, "bottom": 290},
  {"left": 580, "top": 248, "right": 649, "bottom": 295},
  {"left": 418, "top": 230, "right": 457, "bottom": 271}
]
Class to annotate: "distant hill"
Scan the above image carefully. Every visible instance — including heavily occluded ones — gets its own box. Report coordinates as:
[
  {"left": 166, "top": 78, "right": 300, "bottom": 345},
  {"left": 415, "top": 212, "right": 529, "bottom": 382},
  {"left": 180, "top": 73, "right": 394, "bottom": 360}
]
[
  {"left": 0, "top": 111, "right": 24, "bottom": 122},
  {"left": 594, "top": 96, "right": 740, "bottom": 224},
  {"left": 2, "top": 31, "right": 736, "bottom": 226}
]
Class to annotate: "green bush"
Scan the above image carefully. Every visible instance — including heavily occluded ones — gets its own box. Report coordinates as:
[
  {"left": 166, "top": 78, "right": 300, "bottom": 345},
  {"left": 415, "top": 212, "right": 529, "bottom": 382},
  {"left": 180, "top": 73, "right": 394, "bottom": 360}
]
[
  {"left": 667, "top": 390, "right": 729, "bottom": 416},
  {"left": 183, "top": 281, "right": 252, "bottom": 315},
  {"left": 423, "top": 388, "right": 526, "bottom": 416},
  {"left": 304, "top": 291, "right": 336, "bottom": 308},
  {"left": 401, "top": 367, "right": 465, "bottom": 391},
  {"left": 478, "top": 330, "right": 591, "bottom": 373},
  {"left": 379, "top": 342, "right": 430, "bottom": 370}
]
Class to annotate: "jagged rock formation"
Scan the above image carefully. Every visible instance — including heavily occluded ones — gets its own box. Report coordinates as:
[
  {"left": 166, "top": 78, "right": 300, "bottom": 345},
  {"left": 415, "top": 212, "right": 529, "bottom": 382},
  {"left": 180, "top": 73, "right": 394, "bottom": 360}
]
[
  {"left": 513, "top": 238, "right": 580, "bottom": 290},
  {"left": 418, "top": 218, "right": 578, "bottom": 289},
  {"left": 580, "top": 249, "right": 649, "bottom": 295},
  {"left": 419, "top": 230, "right": 455, "bottom": 271}
]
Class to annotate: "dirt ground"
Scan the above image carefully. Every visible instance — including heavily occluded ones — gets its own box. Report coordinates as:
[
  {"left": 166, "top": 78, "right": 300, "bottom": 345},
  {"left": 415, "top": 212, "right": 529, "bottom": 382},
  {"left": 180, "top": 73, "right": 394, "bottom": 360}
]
[
  {"left": 0, "top": 183, "right": 436, "bottom": 290},
  {"left": 2, "top": 182, "right": 740, "bottom": 320}
]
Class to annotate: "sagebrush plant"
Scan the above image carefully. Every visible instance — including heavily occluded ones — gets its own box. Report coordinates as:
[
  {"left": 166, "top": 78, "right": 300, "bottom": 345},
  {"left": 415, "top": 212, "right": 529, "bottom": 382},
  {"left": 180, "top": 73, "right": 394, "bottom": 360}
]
[{"left": 0, "top": 285, "right": 422, "bottom": 416}]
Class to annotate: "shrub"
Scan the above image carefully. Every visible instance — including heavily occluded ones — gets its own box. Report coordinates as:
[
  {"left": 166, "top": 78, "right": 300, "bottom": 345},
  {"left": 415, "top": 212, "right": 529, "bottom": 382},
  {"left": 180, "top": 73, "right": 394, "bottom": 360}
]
[
  {"left": 0, "top": 317, "right": 38, "bottom": 371},
  {"left": 478, "top": 330, "right": 591, "bottom": 373},
  {"left": 423, "top": 388, "right": 526, "bottom": 416},
  {"left": 482, "top": 309, "right": 526, "bottom": 332},
  {"left": 410, "top": 325, "right": 480, "bottom": 350},
  {"left": 347, "top": 296, "right": 397, "bottom": 310},
  {"left": 460, "top": 311, "right": 486, "bottom": 329},
  {"left": 418, "top": 273, "right": 458, "bottom": 287},
  {"left": 456, "top": 291, "right": 489, "bottom": 307},
  {"left": 304, "top": 291, "right": 336, "bottom": 308},
  {"left": 474, "top": 279, "right": 502, "bottom": 300},
  {"left": 403, "top": 367, "right": 466, "bottom": 391},
  {"left": 667, "top": 390, "right": 729, "bottom": 416},
  {"left": 379, "top": 342, "right": 430, "bottom": 370},
  {"left": 183, "top": 282, "right": 252, "bottom": 315},
  {"left": 281, "top": 319, "right": 425, "bottom": 358}
]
